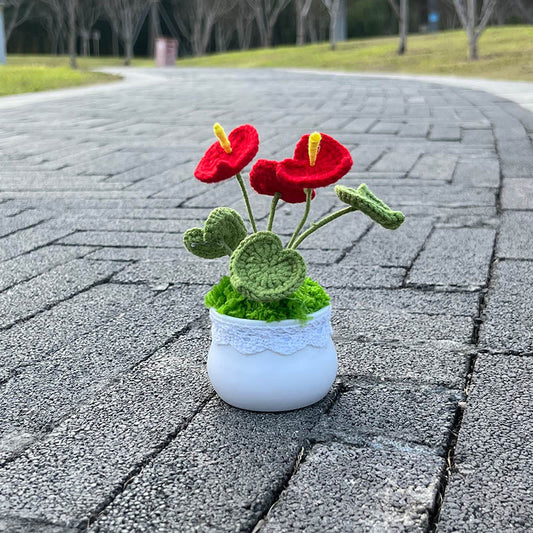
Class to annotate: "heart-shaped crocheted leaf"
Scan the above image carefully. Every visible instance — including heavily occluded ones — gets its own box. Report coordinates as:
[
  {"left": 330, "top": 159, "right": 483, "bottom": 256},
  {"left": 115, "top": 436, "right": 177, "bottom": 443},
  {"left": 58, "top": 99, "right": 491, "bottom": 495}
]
[
  {"left": 229, "top": 231, "right": 307, "bottom": 302},
  {"left": 183, "top": 207, "right": 247, "bottom": 259},
  {"left": 335, "top": 184, "right": 405, "bottom": 230}
]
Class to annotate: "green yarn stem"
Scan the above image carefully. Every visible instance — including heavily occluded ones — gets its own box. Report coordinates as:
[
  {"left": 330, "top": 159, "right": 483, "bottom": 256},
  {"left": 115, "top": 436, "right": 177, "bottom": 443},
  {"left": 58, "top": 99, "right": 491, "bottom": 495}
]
[
  {"left": 267, "top": 192, "right": 281, "bottom": 232},
  {"left": 235, "top": 172, "right": 257, "bottom": 233},
  {"left": 287, "top": 188, "right": 312, "bottom": 249},
  {"left": 292, "top": 206, "right": 356, "bottom": 249}
]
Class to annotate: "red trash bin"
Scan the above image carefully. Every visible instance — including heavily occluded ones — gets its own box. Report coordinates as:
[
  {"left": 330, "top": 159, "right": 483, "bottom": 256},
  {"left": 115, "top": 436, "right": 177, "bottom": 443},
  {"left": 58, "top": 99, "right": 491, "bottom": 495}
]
[{"left": 155, "top": 38, "right": 178, "bottom": 67}]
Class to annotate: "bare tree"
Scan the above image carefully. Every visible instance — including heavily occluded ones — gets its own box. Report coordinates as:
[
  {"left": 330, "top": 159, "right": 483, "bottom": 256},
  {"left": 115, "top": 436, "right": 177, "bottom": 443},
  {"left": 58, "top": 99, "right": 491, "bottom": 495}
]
[
  {"left": 173, "top": 0, "right": 235, "bottom": 56},
  {"left": 236, "top": 0, "right": 255, "bottom": 49},
  {"left": 39, "top": 0, "right": 67, "bottom": 54},
  {"left": 321, "top": 0, "right": 341, "bottom": 50},
  {"left": 105, "top": 0, "right": 150, "bottom": 65},
  {"left": 215, "top": 9, "right": 238, "bottom": 52},
  {"left": 450, "top": 0, "right": 498, "bottom": 60},
  {"left": 305, "top": 0, "right": 327, "bottom": 43},
  {"left": 247, "top": 0, "right": 292, "bottom": 48},
  {"left": 78, "top": 0, "right": 101, "bottom": 56},
  {"left": 41, "top": 0, "right": 77, "bottom": 67},
  {"left": 513, "top": 0, "right": 533, "bottom": 22},
  {"left": 295, "top": 0, "right": 313, "bottom": 45},
  {"left": 67, "top": 0, "right": 77, "bottom": 68},
  {"left": 4, "top": 0, "right": 34, "bottom": 44},
  {"left": 387, "top": 0, "right": 408, "bottom": 54}
]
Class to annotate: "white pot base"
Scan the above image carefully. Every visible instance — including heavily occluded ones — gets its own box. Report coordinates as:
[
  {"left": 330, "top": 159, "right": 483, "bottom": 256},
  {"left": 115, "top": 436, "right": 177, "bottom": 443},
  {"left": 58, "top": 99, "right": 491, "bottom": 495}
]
[{"left": 207, "top": 307, "right": 337, "bottom": 412}]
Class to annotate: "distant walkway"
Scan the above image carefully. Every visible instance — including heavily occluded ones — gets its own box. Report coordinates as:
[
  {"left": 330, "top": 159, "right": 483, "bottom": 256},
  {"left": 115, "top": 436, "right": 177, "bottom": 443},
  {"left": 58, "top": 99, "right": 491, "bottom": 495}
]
[{"left": 0, "top": 68, "right": 531, "bottom": 532}]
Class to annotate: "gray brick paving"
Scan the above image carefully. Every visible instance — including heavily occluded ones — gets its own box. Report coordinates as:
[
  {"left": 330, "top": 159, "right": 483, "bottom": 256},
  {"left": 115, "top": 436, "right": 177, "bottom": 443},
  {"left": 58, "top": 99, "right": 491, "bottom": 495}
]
[
  {"left": 406, "top": 227, "right": 496, "bottom": 289},
  {"left": 0, "top": 68, "right": 531, "bottom": 532},
  {"left": 260, "top": 443, "right": 442, "bottom": 532},
  {"left": 438, "top": 354, "right": 533, "bottom": 532}
]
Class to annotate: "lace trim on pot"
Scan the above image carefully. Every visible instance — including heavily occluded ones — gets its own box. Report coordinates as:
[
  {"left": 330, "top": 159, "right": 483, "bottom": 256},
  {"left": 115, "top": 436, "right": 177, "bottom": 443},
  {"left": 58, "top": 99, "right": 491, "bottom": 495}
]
[{"left": 209, "top": 306, "right": 332, "bottom": 355}]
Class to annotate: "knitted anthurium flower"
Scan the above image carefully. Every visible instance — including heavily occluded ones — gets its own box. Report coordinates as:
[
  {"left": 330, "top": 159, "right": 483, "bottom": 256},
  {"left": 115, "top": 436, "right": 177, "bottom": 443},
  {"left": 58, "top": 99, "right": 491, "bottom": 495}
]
[
  {"left": 250, "top": 159, "right": 316, "bottom": 204},
  {"left": 277, "top": 132, "right": 353, "bottom": 189},
  {"left": 194, "top": 123, "right": 259, "bottom": 183},
  {"left": 194, "top": 123, "right": 259, "bottom": 232}
]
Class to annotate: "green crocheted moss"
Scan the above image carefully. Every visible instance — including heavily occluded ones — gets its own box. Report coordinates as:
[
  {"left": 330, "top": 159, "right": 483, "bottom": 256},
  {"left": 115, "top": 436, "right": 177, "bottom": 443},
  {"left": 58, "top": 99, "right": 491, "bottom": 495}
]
[
  {"left": 183, "top": 207, "right": 247, "bottom": 259},
  {"left": 205, "top": 276, "right": 330, "bottom": 322},
  {"left": 229, "top": 231, "right": 307, "bottom": 302},
  {"left": 335, "top": 183, "right": 405, "bottom": 230}
]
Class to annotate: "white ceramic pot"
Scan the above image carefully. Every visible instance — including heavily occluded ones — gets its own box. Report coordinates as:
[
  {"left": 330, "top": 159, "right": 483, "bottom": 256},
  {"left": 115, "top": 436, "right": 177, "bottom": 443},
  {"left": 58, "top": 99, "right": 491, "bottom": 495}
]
[{"left": 207, "top": 305, "right": 337, "bottom": 412}]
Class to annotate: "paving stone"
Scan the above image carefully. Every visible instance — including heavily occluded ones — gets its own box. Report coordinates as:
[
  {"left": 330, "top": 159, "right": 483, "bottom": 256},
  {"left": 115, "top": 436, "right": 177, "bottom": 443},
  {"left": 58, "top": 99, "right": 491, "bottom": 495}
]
[
  {"left": 480, "top": 260, "right": 533, "bottom": 352},
  {"left": 501, "top": 178, "right": 533, "bottom": 209},
  {"left": 429, "top": 124, "right": 461, "bottom": 141},
  {"left": 370, "top": 121, "right": 401, "bottom": 134},
  {"left": 113, "top": 259, "right": 225, "bottom": 286},
  {"left": 49, "top": 216, "right": 202, "bottom": 234},
  {"left": 407, "top": 228, "right": 496, "bottom": 289},
  {"left": 327, "top": 287, "right": 479, "bottom": 317},
  {"left": 58, "top": 230, "right": 185, "bottom": 248},
  {"left": 73, "top": 151, "right": 161, "bottom": 176},
  {"left": 438, "top": 354, "right": 533, "bottom": 532},
  {"left": 314, "top": 377, "right": 462, "bottom": 454},
  {"left": 336, "top": 338, "right": 471, "bottom": 389},
  {"left": 497, "top": 211, "right": 533, "bottom": 259},
  {"left": 398, "top": 122, "right": 430, "bottom": 137},
  {"left": 309, "top": 264, "right": 405, "bottom": 289},
  {"left": 370, "top": 149, "right": 421, "bottom": 172},
  {"left": 0, "top": 333, "right": 212, "bottom": 528},
  {"left": 409, "top": 153, "right": 458, "bottom": 181},
  {"left": 453, "top": 158, "right": 500, "bottom": 187},
  {"left": 461, "top": 129, "right": 494, "bottom": 145},
  {"left": 342, "top": 216, "right": 433, "bottom": 268},
  {"left": 297, "top": 211, "right": 372, "bottom": 250},
  {"left": 0, "top": 285, "right": 207, "bottom": 462},
  {"left": 0, "top": 211, "right": 50, "bottom": 238},
  {"left": 332, "top": 307, "right": 473, "bottom": 346},
  {"left": 0, "top": 226, "right": 73, "bottom": 262},
  {"left": 349, "top": 145, "right": 385, "bottom": 171},
  {"left": 0, "top": 245, "right": 93, "bottom": 291},
  {"left": 368, "top": 184, "right": 496, "bottom": 208},
  {"left": 498, "top": 140, "right": 533, "bottom": 179},
  {"left": 0, "top": 259, "right": 124, "bottom": 329},
  {"left": 86, "top": 246, "right": 191, "bottom": 262},
  {"left": 260, "top": 443, "right": 443, "bottom": 533},
  {"left": 0, "top": 284, "right": 155, "bottom": 383},
  {"left": 90, "top": 397, "right": 333, "bottom": 533}
]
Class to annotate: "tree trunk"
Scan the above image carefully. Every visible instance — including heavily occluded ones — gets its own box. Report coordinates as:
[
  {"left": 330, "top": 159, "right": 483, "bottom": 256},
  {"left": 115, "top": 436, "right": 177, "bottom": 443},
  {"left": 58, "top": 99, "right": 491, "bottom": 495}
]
[
  {"left": 149, "top": 0, "right": 160, "bottom": 58},
  {"left": 467, "top": 0, "right": 478, "bottom": 60},
  {"left": 82, "top": 35, "right": 89, "bottom": 56},
  {"left": 124, "top": 37, "right": 133, "bottom": 65},
  {"left": 112, "top": 26, "right": 119, "bottom": 56},
  {"left": 467, "top": 30, "right": 478, "bottom": 60},
  {"left": 296, "top": 0, "right": 305, "bottom": 45},
  {"left": 329, "top": 10, "right": 337, "bottom": 50},
  {"left": 68, "top": 0, "right": 77, "bottom": 69},
  {"left": 398, "top": 0, "right": 408, "bottom": 55}
]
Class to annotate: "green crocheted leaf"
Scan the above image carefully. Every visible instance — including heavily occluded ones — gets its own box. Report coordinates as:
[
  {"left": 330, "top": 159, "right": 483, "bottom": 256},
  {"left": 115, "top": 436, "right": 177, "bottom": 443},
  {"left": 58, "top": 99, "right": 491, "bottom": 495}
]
[
  {"left": 335, "top": 183, "right": 405, "bottom": 230},
  {"left": 183, "top": 207, "right": 247, "bottom": 259},
  {"left": 229, "top": 231, "right": 307, "bottom": 302}
]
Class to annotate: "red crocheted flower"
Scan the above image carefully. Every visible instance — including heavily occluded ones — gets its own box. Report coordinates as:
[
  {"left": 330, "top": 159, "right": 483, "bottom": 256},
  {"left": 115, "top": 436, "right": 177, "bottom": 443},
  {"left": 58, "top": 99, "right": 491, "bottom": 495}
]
[
  {"left": 277, "top": 133, "right": 353, "bottom": 189},
  {"left": 249, "top": 159, "right": 316, "bottom": 204},
  {"left": 194, "top": 124, "right": 259, "bottom": 183}
]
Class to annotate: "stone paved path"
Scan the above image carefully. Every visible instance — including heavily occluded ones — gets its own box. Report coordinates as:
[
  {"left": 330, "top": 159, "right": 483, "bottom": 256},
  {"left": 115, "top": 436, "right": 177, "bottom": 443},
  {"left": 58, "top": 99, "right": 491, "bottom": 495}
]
[{"left": 0, "top": 68, "right": 532, "bottom": 532}]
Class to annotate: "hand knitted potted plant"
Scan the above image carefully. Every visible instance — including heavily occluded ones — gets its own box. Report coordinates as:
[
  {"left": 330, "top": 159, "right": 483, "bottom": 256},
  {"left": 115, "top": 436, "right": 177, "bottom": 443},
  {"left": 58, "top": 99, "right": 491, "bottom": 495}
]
[{"left": 184, "top": 123, "right": 405, "bottom": 412}]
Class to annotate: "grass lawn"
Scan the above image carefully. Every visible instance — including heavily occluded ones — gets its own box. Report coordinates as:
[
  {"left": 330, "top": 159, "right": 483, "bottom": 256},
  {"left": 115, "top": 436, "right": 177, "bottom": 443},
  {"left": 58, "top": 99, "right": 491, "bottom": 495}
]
[
  {"left": 178, "top": 26, "right": 533, "bottom": 82},
  {"left": 0, "top": 55, "right": 155, "bottom": 97},
  {"left": 0, "top": 64, "right": 120, "bottom": 97}
]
